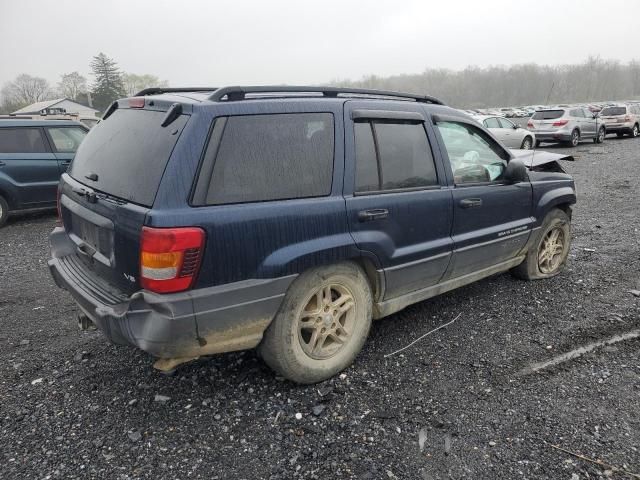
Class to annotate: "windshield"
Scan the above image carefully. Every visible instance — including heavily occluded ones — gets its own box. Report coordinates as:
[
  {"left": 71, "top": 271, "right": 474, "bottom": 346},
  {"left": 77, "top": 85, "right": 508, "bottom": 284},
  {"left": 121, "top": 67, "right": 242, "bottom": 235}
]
[
  {"left": 532, "top": 110, "right": 564, "bottom": 120},
  {"left": 69, "top": 109, "right": 188, "bottom": 207}
]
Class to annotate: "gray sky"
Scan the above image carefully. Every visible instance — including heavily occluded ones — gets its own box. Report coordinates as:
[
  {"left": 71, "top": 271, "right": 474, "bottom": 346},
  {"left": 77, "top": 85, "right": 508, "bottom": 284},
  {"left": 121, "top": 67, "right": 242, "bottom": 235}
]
[{"left": 1, "top": 0, "right": 639, "bottom": 88}]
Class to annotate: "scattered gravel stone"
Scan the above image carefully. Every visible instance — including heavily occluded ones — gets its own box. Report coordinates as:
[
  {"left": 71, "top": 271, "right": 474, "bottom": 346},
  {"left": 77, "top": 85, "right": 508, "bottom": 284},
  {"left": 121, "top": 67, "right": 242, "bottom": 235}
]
[
  {"left": 154, "top": 394, "right": 170, "bottom": 403},
  {"left": 312, "top": 404, "right": 326, "bottom": 416},
  {"left": 127, "top": 430, "right": 142, "bottom": 442}
]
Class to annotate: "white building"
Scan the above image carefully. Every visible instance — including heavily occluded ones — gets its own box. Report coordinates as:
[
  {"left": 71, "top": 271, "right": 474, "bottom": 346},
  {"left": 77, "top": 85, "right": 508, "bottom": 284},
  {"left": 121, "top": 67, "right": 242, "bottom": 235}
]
[{"left": 12, "top": 98, "right": 99, "bottom": 117}]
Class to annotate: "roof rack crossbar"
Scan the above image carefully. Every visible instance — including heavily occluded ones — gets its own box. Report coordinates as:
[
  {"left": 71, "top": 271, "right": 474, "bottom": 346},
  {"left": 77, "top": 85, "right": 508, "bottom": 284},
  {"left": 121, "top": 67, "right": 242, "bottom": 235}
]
[
  {"left": 207, "top": 86, "right": 443, "bottom": 105},
  {"left": 134, "top": 87, "right": 219, "bottom": 97}
]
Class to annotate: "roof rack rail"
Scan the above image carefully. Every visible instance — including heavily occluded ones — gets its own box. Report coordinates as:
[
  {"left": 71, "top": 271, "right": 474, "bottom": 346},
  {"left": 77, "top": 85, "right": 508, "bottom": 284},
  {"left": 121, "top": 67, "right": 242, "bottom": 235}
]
[
  {"left": 134, "top": 87, "right": 219, "bottom": 97},
  {"left": 207, "top": 86, "right": 444, "bottom": 105}
]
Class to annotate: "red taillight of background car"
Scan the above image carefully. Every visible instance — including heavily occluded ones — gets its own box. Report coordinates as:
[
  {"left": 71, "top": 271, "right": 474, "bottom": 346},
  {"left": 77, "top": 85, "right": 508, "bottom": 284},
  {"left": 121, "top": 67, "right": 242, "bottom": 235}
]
[
  {"left": 552, "top": 119, "right": 569, "bottom": 127},
  {"left": 527, "top": 121, "right": 534, "bottom": 129},
  {"left": 140, "top": 227, "right": 205, "bottom": 293},
  {"left": 624, "top": 115, "right": 631, "bottom": 122}
]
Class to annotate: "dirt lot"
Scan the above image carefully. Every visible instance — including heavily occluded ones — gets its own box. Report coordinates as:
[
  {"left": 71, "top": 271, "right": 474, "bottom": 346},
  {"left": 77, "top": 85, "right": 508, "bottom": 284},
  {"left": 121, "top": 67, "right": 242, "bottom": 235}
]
[{"left": 1, "top": 137, "right": 639, "bottom": 480}]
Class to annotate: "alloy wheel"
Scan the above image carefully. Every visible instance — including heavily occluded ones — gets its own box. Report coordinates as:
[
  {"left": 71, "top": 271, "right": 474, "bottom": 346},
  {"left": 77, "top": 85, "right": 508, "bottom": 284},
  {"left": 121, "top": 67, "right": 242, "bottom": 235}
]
[
  {"left": 571, "top": 131, "right": 579, "bottom": 147},
  {"left": 633, "top": 125, "right": 639, "bottom": 137},
  {"left": 538, "top": 227, "right": 566, "bottom": 274},
  {"left": 521, "top": 137, "right": 532, "bottom": 150},
  {"left": 297, "top": 284, "right": 356, "bottom": 360}
]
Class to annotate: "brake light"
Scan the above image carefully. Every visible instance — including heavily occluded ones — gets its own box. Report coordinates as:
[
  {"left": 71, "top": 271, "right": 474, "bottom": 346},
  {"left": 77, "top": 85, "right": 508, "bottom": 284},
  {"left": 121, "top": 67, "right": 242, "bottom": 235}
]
[
  {"left": 128, "top": 97, "right": 145, "bottom": 108},
  {"left": 527, "top": 121, "right": 534, "bottom": 128},
  {"left": 624, "top": 116, "right": 631, "bottom": 122},
  {"left": 140, "top": 227, "right": 205, "bottom": 293},
  {"left": 552, "top": 119, "right": 569, "bottom": 127}
]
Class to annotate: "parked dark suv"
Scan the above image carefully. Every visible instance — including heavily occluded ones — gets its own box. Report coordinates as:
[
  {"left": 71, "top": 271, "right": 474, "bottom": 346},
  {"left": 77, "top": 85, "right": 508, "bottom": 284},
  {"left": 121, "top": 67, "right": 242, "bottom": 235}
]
[
  {"left": 0, "top": 119, "right": 88, "bottom": 226},
  {"left": 48, "top": 86, "right": 576, "bottom": 383}
]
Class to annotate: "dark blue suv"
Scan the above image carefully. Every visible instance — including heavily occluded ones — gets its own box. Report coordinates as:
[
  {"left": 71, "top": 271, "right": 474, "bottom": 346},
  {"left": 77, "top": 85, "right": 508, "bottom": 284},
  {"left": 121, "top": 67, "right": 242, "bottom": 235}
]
[
  {"left": 0, "top": 119, "right": 88, "bottom": 226},
  {"left": 48, "top": 87, "right": 576, "bottom": 383}
]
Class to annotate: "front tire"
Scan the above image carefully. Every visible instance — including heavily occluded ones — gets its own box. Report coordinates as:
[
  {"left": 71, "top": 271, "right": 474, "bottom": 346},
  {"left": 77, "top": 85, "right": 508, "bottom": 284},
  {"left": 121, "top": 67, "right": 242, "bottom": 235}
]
[
  {"left": 511, "top": 208, "right": 571, "bottom": 281},
  {"left": 259, "top": 262, "right": 372, "bottom": 384},
  {"left": 594, "top": 127, "right": 605, "bottom": 144},
  {"left": 0, "top": 195, "right": 9, "bottom": 228},
  {"left": 520, "top": 136, "right": 533, "bottom": 150}
]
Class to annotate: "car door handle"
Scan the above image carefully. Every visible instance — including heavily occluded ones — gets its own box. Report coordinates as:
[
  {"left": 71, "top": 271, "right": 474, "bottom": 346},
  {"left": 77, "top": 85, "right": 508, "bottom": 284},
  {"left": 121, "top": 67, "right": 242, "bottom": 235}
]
[
  {"left": 460, "top": 198, "right": 483, "bottom": 208},
  {"left": 358, "top": 208, "right": 389, "bottom": 222}
]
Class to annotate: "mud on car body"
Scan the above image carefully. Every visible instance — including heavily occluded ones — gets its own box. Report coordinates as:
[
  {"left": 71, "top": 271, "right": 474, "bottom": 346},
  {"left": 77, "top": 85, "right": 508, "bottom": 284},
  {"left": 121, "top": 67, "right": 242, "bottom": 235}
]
[{"left": 48, "top": 86, "right": 576, "bottom": 383}]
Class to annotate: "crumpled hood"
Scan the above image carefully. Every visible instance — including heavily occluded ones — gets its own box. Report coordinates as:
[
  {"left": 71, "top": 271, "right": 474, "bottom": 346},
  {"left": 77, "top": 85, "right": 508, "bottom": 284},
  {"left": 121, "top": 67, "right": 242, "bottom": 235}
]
[{"left": 509, "top": 149, "right": 575, "bottom": 169}]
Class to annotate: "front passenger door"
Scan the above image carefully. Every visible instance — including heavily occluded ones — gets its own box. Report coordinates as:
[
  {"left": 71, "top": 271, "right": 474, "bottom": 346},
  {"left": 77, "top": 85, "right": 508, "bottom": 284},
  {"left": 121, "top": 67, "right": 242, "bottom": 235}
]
[{"left": 433, "top": 118, "right": 533, "bottom": 279}]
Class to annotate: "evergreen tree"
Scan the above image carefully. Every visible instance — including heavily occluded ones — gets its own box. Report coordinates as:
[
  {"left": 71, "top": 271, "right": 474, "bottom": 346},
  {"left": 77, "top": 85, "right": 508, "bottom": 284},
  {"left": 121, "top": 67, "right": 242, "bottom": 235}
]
[{"left": 90, "top": 53, "right": 125, "bottom": 112}]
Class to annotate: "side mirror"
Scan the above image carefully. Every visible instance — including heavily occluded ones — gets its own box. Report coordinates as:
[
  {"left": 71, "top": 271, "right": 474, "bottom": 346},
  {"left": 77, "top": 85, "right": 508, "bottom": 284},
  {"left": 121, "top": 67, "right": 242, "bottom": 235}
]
[{"left": 504, "top": 159, "right": 528, "bottom": 184}]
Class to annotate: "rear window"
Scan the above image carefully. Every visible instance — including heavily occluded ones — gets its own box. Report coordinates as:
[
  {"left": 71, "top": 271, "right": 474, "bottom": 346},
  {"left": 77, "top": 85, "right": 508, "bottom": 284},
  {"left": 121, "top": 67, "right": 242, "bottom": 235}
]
[
  {"left": 69, "top": 109, "right": 188, "bottom": 207},
  {"left": 600, "top": 107, "right": 627, "bottom": 116},
  {"left": 199, "top": 113, "right": 334, "bottom": 205},
  {"left": 0, "top": 128, "right": 48, "bottom": 153},
  {"left": 532, "top": 110, "right": 564, "bottom": 120}
]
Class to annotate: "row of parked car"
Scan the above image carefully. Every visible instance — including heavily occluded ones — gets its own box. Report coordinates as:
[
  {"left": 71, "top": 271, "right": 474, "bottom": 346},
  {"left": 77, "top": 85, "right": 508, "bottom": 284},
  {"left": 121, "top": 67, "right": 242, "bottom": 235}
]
[{"left": 462, "top": 102, "right": 640, "bottom": 149}]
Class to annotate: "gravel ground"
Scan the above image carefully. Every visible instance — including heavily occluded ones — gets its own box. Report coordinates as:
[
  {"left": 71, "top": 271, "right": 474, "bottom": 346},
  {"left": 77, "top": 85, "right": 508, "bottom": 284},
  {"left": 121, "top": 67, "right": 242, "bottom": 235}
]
[{"left": 1, "top": 137, "right": 639, "bottom": 479}]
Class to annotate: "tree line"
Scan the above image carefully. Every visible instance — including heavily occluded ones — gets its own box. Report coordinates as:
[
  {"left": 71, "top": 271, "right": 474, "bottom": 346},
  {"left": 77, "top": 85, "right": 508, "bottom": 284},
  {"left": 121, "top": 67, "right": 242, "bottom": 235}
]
[
  {"left": 0, "top": 53, "right": 168, "bottom": 114},
  {"left": 333, "top": 57, "right": 640, "bottom": 108}
]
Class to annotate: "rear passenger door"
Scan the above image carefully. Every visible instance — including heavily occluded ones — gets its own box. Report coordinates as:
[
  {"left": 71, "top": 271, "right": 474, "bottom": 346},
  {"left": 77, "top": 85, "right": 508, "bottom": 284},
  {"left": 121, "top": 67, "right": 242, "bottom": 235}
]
[
  {"left": 0, "top": 127, "right": 59, "bottom": 207},
  {"left": 432, "top": 117, "right": 533, "bottom": 279},
  {"left": 343, "top": 102, "right": 453, "bottom": 300},
  {"left": 44, "top": 125, "right": 88, "bottom": 174}
]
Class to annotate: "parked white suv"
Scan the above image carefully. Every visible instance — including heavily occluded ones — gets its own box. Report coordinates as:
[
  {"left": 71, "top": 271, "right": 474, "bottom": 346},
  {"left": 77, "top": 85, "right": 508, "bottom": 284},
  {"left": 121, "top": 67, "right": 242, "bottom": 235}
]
[
  {"left": 527, "top": 108, "right": 606, "bottom": 147},
  {"left": 599, "top": 104, "right": 640, "bottom": 138}
]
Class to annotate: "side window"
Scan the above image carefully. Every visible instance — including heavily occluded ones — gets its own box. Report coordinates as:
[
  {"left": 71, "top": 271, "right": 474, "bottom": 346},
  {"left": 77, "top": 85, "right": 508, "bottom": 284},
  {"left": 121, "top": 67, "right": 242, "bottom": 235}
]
[
  {"left": 570, "top": 109, "right": 584, "bottom": 118},
  {"left": 46, "top": 127, "right": 87, "bottom": 153},
  {"left": 484, "top": 118, "right": 501, "bottom": 129},
  {"left": 498, "top": 118, "right": 515, "bottom": 129},
  {"left": 0, "top": 128, "right": 48, "bottom": 154},
  {"left": 202, "top": 113, "right": 334, "bottom": 205},
  {"left": 354, "top": 120, "right": 438, "bottom": 193},
  {"left": 435, "top": 121, "right": 509, "bottom": 184}
]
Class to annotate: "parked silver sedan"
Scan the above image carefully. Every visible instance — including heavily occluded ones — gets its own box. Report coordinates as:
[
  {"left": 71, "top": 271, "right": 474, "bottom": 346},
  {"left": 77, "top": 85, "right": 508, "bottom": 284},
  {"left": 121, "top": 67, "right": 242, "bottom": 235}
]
[{"left": 474, "top": 115, "right": 536, "bottom": 149}]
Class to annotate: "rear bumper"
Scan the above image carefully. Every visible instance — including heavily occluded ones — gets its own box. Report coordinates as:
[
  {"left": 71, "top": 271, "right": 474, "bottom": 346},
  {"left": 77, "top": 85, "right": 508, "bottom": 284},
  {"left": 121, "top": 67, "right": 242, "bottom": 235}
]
[
  {"left": 533, "top": 131, "right": 573, "bottom": 142},
  {"left": 604, "top": 123, "right": 633, "bottom": 133},
  {"left": 48, "top": 227, "right": 295, "bottom": 359}
]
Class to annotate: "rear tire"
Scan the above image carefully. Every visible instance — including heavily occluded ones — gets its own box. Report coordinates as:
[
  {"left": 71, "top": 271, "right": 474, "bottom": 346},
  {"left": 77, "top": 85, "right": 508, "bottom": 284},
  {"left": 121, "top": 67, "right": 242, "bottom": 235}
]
[
  {"left": 632, "top": 124, "right": 639, "bottom": 138},
  {"left": 594, "top": 127, "right": 605, "bottom": 144},
  {"left": 567, "top": 129, "right": 580, "bottom": 147},
  {"left": 259, "top": 262, "right": 372, "bottom": 384},
  {"left": 0, "top": 196, "right": 9, "bottom": 228},
  {"left": 511, "top": 208, "right": 571, "bottom": 281}
]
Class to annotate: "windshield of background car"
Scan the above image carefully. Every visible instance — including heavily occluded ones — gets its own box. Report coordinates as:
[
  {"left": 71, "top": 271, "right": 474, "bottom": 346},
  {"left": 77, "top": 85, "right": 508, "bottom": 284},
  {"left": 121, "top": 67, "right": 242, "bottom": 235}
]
[
  {"left": 600, "top": 107, "right": 627, "bottom": 116},
  {"left": 532, "top": 110, "right": 564, "bottom": 120}
]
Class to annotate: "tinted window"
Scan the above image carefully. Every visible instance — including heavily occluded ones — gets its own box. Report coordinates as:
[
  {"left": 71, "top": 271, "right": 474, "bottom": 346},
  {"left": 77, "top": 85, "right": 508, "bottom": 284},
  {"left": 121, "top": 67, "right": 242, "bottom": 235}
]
[
  {"left": 436, "top": 121, "right": 508, "bottom": 184},
  {"left": 47, "top": 127, "right": 87, "bottom": 153},
  {"left": 354, "top": 122, "right": 379, "bottom": 192},
  {"left": 498, "top": 118, "right": 515, "bottom": 129},
  {"left": 532, "top": 110, "right": 564, "bottom": 120},
  {"left": 375, "top": 122, "right": 437, "bottom": 190},
  {"left": 601, "top": 106, "right": 627, "bottom": 116},
  {"left": 204, "top": 113, "right": 334, "bottom": 205},
  {"left": 484, "top": 118, "right": 501, "bottom": 128},
  {"left": 69, "top": 109, "right": 188, "bottom": 207},
  {"left": 0, "top": 128, "right": 47, "bottom": 153}
]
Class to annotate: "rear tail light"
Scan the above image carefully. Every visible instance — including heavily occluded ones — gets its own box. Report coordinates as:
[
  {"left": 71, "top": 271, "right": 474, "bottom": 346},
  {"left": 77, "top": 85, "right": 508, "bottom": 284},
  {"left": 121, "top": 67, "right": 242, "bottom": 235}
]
[
  {"left": 527, "top": 121, "right": 534, "bottom": 128},
  {"left": 624, "top": 115, "right": 631, "bottom": 122},
  {"left": 140, "top": 227, "right": 205, "bottom": 293},
  {"left": 552, "top": 119, "right": 569, "bottom": 127},
  {"left": 128, "top": 97, "right": 145, "bottom": 108}
]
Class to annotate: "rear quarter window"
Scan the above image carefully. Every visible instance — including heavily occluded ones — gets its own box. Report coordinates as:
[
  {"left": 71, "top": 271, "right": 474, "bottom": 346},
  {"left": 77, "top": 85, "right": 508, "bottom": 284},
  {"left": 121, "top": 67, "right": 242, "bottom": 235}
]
[{"left": 197, "top": 113, "right": 334, "bottom": 205}]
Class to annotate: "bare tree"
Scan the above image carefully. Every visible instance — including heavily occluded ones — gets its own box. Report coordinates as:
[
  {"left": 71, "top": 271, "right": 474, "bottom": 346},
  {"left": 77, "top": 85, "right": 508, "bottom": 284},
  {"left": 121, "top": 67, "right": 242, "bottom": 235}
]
[
  {"left": 58, "top": 72, "right": 87, "bottom": 100},
  {"left": 1, "top": 74, "right": 51, "bottom": 108},
  {"left": 123, "top": 73, "right": 169, "bottom": 96}
]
